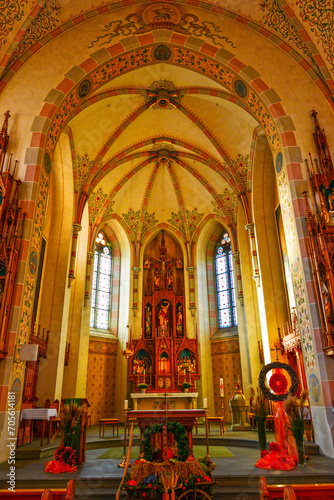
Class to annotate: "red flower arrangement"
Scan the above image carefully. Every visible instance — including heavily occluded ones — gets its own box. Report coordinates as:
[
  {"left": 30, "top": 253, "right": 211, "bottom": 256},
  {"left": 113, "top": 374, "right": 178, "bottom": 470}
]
[
  {"left": 269, "top": 442, "right": 280, "bottom": 452},
  {"left": 45, "top": 446, "right": 77, "bottom": 473},
  {"left": 269, "top": 372, "right": 288, "bottom": 395}
]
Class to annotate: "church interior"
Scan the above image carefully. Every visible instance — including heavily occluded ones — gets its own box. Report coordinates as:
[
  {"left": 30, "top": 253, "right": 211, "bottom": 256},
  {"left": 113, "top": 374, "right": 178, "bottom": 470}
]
[{"left": 0, "top": 0, "right": 334, "bottom": 496}]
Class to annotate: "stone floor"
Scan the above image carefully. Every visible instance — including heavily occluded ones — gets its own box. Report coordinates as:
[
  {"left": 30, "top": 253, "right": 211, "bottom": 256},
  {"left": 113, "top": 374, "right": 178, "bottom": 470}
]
[{"left": 0, "top": 424, "right": 333, "bottom": 499}]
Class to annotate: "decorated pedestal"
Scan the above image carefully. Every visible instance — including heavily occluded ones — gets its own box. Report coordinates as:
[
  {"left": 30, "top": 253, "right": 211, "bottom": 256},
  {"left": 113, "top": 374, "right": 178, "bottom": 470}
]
[{"left": 229, "top": 381, "right": 251, "bottom": 431}]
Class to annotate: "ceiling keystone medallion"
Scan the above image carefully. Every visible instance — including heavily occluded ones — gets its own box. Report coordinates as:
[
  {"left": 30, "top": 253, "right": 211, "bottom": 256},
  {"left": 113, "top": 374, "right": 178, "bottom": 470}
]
[
  {"left": 157, "top": 149, "right": 170, "bottom": 165},
  {"left": 146, "top": 80, "right": 182, "bottom": 109},
  {"left": 143, "top": 4, "right": 181, "bottom": 27}
]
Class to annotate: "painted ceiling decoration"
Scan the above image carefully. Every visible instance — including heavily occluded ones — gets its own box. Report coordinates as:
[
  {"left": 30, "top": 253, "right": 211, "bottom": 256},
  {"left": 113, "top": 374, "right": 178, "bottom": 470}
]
[
  {"left": 0, "top": 0, "right": 332, "bottom": 102},
  {"left": 87, "top": 3, "right": 236, "bottom": 51},
  {"left": 262, "top": 0, "right": 334, "bottom": 76},
  {"left": 4, "top": 1, "right": 62, "bottom": 74},
  {"left": 2, "top": 0, "right": 334, "bottom": 259}
]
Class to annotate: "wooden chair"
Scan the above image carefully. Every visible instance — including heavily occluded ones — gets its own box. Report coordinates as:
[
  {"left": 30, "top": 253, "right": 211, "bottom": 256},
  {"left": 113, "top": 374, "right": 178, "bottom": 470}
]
[
  {"left": 17, "top": 400, "right": 35, "bottom": 446},
  {"left": 48, "top": 400, "right": 62, "bottom": 444},
  {"left": 207, "top": 416, "right": 225, "bottom": 435},
  {"left": 99, "top": 418, "right": 119, "bottom": 438}
]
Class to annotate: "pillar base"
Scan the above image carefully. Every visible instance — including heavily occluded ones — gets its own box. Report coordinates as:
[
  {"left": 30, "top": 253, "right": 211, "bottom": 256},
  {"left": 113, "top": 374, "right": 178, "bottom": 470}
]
[{"left": 231, "top": 423, "right": 251, "bottom": 431}]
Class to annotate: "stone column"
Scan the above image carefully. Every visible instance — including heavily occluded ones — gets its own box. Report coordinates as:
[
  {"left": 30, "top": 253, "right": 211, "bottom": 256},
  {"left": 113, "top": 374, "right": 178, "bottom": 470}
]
[
  {"left": 132, "top": 267, "right": 141, "bottom": 316},
  {"left": 233, "top": 251, "right": 244, "bottom": 306},
  {"left": 187, "top": 266, "right": 196, "bottom": 317},
  {"left": 68, "top": 223, "right": 82, "bottom": 287},
  {"left": 245, "top": 223, "right": 260, "bottom": 287},
  {"left": 84, "top": 251, "right": 94, "bottom": 306}
]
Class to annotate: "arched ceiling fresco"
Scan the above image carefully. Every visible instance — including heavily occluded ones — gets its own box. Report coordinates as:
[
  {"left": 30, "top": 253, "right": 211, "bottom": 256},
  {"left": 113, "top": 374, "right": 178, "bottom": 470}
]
[{"left": 1, "top": 0, "right": 334, "bottom": 249}]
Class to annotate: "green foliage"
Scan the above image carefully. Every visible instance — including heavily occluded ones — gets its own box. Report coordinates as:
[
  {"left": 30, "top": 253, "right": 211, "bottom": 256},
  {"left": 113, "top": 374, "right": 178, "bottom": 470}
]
[{"left": 143, "top": 421, "right": 189, "bottom": 462}]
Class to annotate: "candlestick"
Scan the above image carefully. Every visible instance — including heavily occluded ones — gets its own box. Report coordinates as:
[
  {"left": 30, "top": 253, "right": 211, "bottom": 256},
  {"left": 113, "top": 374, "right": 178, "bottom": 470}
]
[
  {"left": 203, "top": 398, "right": 208, "bottom": 409},
  {"left": 124, "top": 399, "right": 128, "bottom": 409}
]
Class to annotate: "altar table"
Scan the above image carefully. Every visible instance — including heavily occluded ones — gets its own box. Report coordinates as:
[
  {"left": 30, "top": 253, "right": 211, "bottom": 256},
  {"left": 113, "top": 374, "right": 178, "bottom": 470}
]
[
  {"left": 130, "top": 392, "right": 198, "bottom": 410},
  {"left": 20, "top": 408, "right": 58, "bottom": 447},
  {"left": 126, "top": 409, "right": 206, "bottom": 457}
]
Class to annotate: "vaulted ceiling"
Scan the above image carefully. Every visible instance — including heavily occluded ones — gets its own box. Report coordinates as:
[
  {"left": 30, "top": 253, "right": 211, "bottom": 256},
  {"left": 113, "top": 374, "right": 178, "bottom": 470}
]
[{"left": 1, "top": 1, "right": 333, "bottom": 248}]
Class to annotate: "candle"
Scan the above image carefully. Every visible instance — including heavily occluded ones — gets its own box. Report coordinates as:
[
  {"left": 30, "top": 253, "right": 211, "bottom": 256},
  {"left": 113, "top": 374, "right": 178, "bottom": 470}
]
[
  {"left": 124, "top": 399, "right": 128, "bottom": 409},
  {"left": 203, "top": 398, "right": 208, "bottom": 409}
]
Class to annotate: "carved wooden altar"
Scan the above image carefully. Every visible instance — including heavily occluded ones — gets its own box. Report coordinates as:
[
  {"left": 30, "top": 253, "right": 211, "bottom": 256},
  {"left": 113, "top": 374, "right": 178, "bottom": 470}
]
[
  {"left": 128, "top": 231, "right": 200, "bottom": 393},
  {"left": 304, "top": 110, "right": 334, "bottom": 358}
]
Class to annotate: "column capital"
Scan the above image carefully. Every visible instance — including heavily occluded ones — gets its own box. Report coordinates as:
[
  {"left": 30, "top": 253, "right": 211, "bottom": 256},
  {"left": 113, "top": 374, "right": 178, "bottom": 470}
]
[
  {"left": 186, "top": 266, "right": 196, "bottom": 273},
  {"left": 245, "top": 223, "right": 254, "bottom": 234}
]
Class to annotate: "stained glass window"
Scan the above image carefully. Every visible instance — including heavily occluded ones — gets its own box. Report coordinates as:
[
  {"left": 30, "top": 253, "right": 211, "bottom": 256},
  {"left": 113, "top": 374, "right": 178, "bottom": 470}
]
[
  {"left": 90, "top": 232, "right": 112, "bottom": 329},
  {"left": 215, "top": 232, "right": 238, "bottom": 328}
]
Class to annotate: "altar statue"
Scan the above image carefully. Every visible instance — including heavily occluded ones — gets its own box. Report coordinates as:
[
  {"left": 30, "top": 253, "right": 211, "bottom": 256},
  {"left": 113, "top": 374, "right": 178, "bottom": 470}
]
[{"left": 158, "top": 300, "right": 170, "bottom": 332}]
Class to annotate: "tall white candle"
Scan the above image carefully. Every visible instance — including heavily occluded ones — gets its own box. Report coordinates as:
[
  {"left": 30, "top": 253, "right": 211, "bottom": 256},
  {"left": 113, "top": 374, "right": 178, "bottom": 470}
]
[
  {"left": 124, "top": 399, "right": 128, "bottom": 409},
  {"left": 203, "top": 398, "right": 208, "bottom": 409}
]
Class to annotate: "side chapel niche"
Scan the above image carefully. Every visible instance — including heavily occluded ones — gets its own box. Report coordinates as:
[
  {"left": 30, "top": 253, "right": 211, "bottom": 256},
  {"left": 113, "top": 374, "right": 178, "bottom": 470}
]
[{"left": 128, "top": 231, "right": 200, "bottom": 392}]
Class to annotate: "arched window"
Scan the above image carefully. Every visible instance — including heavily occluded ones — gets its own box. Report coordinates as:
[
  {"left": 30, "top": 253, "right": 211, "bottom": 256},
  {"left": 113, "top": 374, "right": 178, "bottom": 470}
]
[
  {"left": 215, "top": 232, "right": 238, "bottom": 329},
  {"left": 90, "top": 232, "right": 112, "bottom": 330}
]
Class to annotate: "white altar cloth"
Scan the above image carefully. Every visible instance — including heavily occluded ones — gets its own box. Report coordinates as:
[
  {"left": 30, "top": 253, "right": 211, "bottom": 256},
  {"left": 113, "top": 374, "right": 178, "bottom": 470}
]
[{"left": 20, "top": 408, "right": 58, "bottom": 421}]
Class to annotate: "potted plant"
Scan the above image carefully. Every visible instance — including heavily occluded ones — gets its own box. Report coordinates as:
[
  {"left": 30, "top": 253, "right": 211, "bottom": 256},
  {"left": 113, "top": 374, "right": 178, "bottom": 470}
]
[
  {"left": 138, "top": 383, "right": 148, "bottom": 393},
  {"left": 250, "top": 384, "right": 268, "bottom": 452},
  {"left": 45, "top": 402, "right": 83, "bottom": 473},
  {"left": 284, "top": 390, "right": 308, "bottom": 466},
  {"left": 182, "top": 382, "right": 191, "bottom": 393}
]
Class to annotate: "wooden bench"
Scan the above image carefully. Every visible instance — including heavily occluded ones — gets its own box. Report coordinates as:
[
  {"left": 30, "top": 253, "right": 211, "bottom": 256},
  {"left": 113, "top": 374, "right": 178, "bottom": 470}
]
[
  {"left": 0, "top": 479, "right": 74, "bottom": 499},
  {"left": 99, "top": 418, "right": 119, "bottom": 438},
  {"left": 259, "top": 476, "right": 334, "bottom": 500},
  {"left": 207, "top": 416, "right": 226, "bottom": 435}
]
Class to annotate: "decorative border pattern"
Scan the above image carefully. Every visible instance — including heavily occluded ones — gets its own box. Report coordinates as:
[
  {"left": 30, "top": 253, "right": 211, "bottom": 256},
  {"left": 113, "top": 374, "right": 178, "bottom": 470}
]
[
  {"left": 89, "top": 338, "right": 117, "bottom": 355},
  {"left": 276, "top": 158, "right": 316, "bottom": 371},
  {"left": 31, "top": 170, "right": 49, "bottom": 251}
]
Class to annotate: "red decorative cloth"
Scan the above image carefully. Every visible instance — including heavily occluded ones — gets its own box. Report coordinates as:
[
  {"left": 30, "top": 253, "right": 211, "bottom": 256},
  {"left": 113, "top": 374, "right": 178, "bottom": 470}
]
[
  {"left": 255, "top": 448, "right": 296, "bottom": 470},
  {"left": 44, "top": 459, "right": 77, "bottom": 473},
  {"left": 256, "top": 370, "right": 298, "bottom": 471}
]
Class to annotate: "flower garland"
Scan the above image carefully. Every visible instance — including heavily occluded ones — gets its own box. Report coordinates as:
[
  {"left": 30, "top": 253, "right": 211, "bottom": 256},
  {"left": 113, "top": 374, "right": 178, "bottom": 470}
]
[
  {"left": 143, "top": 421, "right": 189, "bottom": 462},
  {"left": 269, "top": 371, "right": 288, "bottom": 395},
  {"left": 258, "top": 361, "right": 298, "bottom": 402}
]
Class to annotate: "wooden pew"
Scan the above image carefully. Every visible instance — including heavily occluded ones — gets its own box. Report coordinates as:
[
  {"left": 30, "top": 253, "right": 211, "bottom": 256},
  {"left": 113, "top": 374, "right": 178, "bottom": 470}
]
[
  {"left": 259, "top": 476, "right": 334, "bottom": 499},
  {"left": 0, "top": 479, "right": 74, "bottom": 499},
  {"left": 283, "top": 485, "right": 297, "bottom": 500}
]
